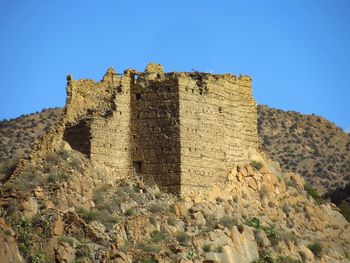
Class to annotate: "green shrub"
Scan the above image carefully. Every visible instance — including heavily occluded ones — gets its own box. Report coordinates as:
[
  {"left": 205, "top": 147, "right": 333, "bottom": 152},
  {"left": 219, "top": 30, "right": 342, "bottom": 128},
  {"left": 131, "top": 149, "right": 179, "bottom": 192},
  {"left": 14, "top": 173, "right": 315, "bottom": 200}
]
[
  {"left": 45, "top": 152, "right": 61, "bottom": 165},
  {"left": 12, "top": 216, "right": 33, "bottom": 259},
  {"left": 260, "top": 185, "right": 270, "bottom": 199},
  {"left": 138, "top": 243, "right": 159, "bottom": 253},
  {"left": 252, "top": 251, "right": 275, "bottom": 263},
  {"left": 282, "top": 204, "right": 291, "bottom": 215},
  {"left": 13, "top": 168, "right": 44, "bottom": 192},
  {"left": 31, "top": 213, "right": 52, "bottom": 238},
  {"left": 218, "top": 216, "right": 237, "bottom": 229},
  {"left": 244, "top": 217, "right": 260, "bottom": 229},
  {"left": 202, "top": 243, "right": 211, "bottom": 252},
  {"left": 3, "top": 182, "right": 16, "bottom": 193},
  {"left": 167, "top": 216, "right": 177, "bottom": 226},
  {"left": 57, "top": 149, "right": 69, "bottom": 160},
  {"left": 176, "top": 231, "right": 190, "bottom": 245},
  {"left": 59, "top": 236, "right": 74, "bottom": 246},
  {"left": 250, "top": 161, "right": 263, "bottom": 170},
  {"left": 185, "top": 250, "right": 197, "bottom": 260},
  {"left": 47, "top": 172, "right": 69, "bottom": 183},
  {"left": 69, "top": 157, "right": 82, "bottom": 171},
  {"left": 124, "top": 208, "right": 134, "bottom": 216},
  {"left": 304, "top": 184, "right": 323, "bottom": 203},
  {"left": 0, "top": 154, "right": 22, "bottom": 179},
  {"left": 263, "top": 226, "right": 280, "bottom": 246},
  {"left": 75, "top": 242, "right": 90, "bottom": 258},
  {"left": 308, "top": 241, "right": 323, "bottom": 258},
  {"left": 93, "top": 185, "right": 111, "bottom": 210},
  {"left": 151, "top": 230, "right": 166, "bottom": 243},
  {"left": 31, "top": 252, "right": 48, "bottom": 263},
  {"left": 76, "top": 207, "right": 99, "bottom": 223},
  {"left": 215, "top": 245, "right": 223, "bottom": 253},
  {"left": 148, "top": 204, "right": 165, "bottom": 214},
  {"left": 98, "top": 210, "right": 118, "bottom": 229}
]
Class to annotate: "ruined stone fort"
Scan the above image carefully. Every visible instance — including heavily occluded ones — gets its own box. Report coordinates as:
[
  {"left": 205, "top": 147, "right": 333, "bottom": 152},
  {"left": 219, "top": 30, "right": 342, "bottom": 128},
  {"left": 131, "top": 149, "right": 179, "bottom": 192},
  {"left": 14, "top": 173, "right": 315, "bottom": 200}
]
[{"left": 62, "top": 63, "right": 258, "bottom": 196}]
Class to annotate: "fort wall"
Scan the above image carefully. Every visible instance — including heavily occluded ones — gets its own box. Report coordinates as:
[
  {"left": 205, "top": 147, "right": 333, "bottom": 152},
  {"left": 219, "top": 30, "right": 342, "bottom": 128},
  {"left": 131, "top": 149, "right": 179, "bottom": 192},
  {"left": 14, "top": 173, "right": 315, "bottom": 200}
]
[
  {"left": 58, "top": 64, "right": 258, "bottom": 196},
  {"left": 130, "top": 65, "right": 181, "bottom": 194},
  {"left": 177, "top": 73, "right": 258, "bottom": 196}
]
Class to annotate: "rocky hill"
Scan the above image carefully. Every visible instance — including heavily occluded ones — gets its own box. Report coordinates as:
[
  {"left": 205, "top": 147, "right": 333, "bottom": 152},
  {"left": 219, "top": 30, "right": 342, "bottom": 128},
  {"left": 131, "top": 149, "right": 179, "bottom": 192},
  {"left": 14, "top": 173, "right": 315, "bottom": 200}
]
[
  {"left": 1, "top": 106, "right": 350, "bottom": 262},
  {"left": 0, "top": 108, "right": 62, "bottom": 164},
  {"left": 257, "top": 105, "right": 350, "bottom": 194},
  {"left": 0, "top": 145, "right": 349, "bottom": 262}
]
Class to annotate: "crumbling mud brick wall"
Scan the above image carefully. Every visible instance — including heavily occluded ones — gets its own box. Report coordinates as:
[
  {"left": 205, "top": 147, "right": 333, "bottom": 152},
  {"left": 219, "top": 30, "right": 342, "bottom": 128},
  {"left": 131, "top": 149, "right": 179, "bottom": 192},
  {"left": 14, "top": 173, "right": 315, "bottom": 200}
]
[
  {"left": 64, "top": 69, "right": 131, "bottom": 180},
  {"left": 177, "top": 73, "right": 258, "bottom": 196},
  {"left": 59, "top": 63, "right": 258, "bottom": 196},
  {"left": 130, "top": 64, "right": 181, "bottom": 194}
]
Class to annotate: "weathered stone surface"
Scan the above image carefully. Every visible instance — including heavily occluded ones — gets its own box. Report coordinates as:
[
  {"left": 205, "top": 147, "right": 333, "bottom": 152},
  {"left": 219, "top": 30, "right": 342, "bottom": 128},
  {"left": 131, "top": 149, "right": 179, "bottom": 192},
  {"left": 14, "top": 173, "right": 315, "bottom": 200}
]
[
  {"left": 54, "top": 241, "right": 75, "bottom": 263},
  {"left": 20, "top": 197, "right": 38, "bottom": 219},
  {"left": 51, "top": 216, "right": 64, "bottom": 236},
  {"left": 0, "top": 218, "right": 24, "bottom": 263}
]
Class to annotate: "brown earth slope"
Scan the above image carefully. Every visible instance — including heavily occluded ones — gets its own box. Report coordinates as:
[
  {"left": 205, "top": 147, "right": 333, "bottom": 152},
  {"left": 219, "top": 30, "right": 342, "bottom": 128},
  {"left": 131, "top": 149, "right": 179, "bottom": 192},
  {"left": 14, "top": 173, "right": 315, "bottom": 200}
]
[
  {"left": 258, "top": 105, "right": 350, "bottom": 194},
  {"left": 0, "top": 108, "right": 62, "bottom": 164}
]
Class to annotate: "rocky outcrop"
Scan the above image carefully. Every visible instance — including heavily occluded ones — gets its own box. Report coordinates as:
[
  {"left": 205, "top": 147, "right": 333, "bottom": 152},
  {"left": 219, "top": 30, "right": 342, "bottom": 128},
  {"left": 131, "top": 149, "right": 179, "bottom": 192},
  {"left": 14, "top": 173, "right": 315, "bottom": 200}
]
[{"left": 0, "top": 218, "right": 24, "bottom": 263}]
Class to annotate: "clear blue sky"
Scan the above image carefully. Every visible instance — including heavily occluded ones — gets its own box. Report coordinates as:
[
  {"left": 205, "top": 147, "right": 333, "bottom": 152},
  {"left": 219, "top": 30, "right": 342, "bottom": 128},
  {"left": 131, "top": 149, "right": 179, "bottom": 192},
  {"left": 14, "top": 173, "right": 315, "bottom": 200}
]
[{"left": 1, "top": 0, "right": 349, "bottom": 131}]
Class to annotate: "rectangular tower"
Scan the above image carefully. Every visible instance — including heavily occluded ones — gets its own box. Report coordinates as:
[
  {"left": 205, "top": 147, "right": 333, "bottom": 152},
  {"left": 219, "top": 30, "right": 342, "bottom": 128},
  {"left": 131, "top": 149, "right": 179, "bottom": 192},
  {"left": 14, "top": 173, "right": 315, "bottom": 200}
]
[{"left": 62, "top": 64, "right": 258, "bottom": 197}]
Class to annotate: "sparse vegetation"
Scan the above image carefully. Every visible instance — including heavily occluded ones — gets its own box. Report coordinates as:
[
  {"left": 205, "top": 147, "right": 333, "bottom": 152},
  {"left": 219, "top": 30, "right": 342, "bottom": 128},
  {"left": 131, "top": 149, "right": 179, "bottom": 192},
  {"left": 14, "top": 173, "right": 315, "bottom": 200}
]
[
  {"left": 251, "top": 161, "right": 263, "bottom": 170},
  {"left": 76, "top": 207, "right": 99, "bottom": 223},
  {"left": 176, "top": 231, "right": 190, "bottom": 245},
  {"left": 253, "top": 250, "right": 275, "bottom": 263},
  {"left": 308, "top": 241, "right": 323, "bottom": 258},
  {"left": 148, "top": 204, "right": 165, "bottom": 214},
  {"left": 124, "top": 208, "right": 135, "bottom": 216},
  {"left": 258, "top": 105, "right": 350, "bottom": 211},
  {"left": 150, "top": 230, "right": 166, "bottom": 243},
  {"left": 304, "top": 183, "right": 323, "bottom": 203},
  {"left": 215, "top": 245, "right": 224, "bottom": 253},
  {"left": 202, "top": 243, "right": 211, "bottom": 252},
  {"left": 12, "top": 166, "right": 45, "bottom": 192},
  {"left": 0, "top": 154, "right": 22, "bottom": 181},
  {"left": 218, "top": 216, "right": 237, "bottom": 229},
  {"left": 245, "top": 217, "right": 261, "bottom": 229},
  {"left": 264, "top": 226, "right": 280, "bottom": 246},
  {"left": 75, "top": 242, "right": 91, "bottom": 259},
  {"left": 47, "top": 172, "right": 69, "bottom": 183}
]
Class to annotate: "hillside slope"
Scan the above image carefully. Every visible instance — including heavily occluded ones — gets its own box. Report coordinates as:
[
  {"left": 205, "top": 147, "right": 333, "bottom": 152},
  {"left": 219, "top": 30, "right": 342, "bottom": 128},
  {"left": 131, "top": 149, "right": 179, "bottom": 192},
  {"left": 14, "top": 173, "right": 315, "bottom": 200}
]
[
  {"left": 0, "top": 145, "right": 349, "bottom": 262},
  {"left": 258, "top": 105, "right": 350, "bottom": 194},
  {"left": 0, "top": 106, "right": 350, "bottom": 262},
  {"left": 1, "top": 106, "right": 350, "bottom": 196},
  {"left": 0, "top": 108, "right": 62, "bottom": 163}
]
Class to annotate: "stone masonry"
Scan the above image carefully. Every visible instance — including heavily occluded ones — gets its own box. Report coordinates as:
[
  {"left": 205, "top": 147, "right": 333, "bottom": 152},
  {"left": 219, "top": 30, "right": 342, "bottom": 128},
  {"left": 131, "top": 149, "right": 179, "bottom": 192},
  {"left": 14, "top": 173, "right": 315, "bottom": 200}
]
[{"left": 62, "top": 63, "right": 258, "bottom": 197}]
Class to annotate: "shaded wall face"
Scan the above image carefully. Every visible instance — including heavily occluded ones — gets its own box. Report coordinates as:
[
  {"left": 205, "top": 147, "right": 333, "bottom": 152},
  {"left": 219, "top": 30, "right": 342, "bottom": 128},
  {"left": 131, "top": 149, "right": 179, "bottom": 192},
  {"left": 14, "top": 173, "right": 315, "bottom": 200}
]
[
  {"left": 178, "top": 75, "right": 258, "bottom": 197},
  {"left": 130, "top": 76, "right": 181, "bottom": 194},
  {"left": 63, "top": 119, "right": 91, "bottom": 156}
]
